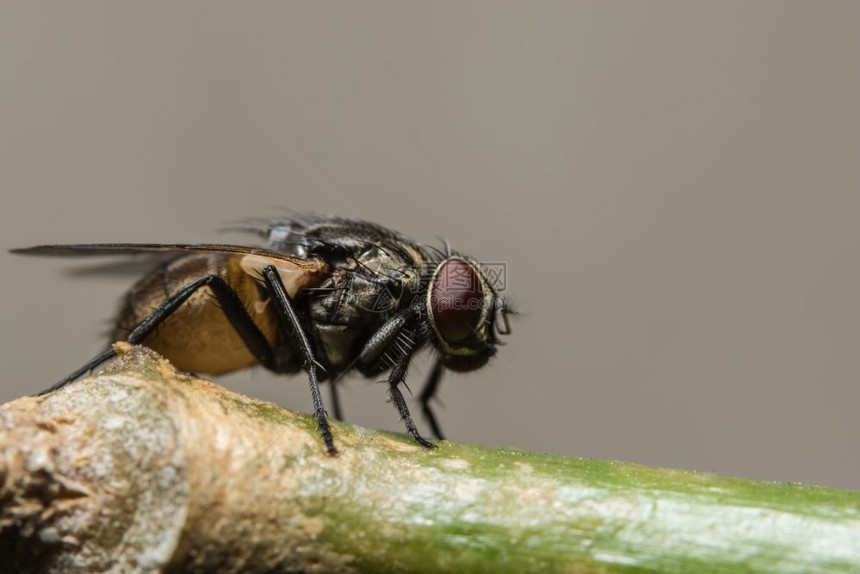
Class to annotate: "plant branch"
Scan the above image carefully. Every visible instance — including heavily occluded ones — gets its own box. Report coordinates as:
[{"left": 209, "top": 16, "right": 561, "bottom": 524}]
[{"left": 1, "top": 344, "right": 858, "bottom": 573}]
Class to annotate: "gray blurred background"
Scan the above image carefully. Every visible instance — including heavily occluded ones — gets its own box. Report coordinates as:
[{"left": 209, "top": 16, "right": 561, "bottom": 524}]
[{"left": 2, "top": 1, "right": 859, "bottom": 489}]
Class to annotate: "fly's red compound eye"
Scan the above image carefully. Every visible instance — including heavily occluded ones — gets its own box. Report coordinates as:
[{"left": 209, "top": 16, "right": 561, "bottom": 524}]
[{"left": 430, "top": 258, "right": 484, "bottom": 344}]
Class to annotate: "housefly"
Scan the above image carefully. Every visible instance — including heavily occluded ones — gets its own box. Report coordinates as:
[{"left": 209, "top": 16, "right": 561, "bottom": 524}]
[{"left": 12, "top": 215, "right": 512, "bottom": 454}]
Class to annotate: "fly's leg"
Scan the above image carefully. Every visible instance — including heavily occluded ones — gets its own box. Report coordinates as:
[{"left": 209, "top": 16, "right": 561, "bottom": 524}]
[
  {"left": 261, "top": 266, "right": 337, "bottom": 455},
  {"left": 324, "top": 309, "right": 416, "bottom": 423},
  {"left": 328, "top": 381, "right": 343, "bottom": 421},
  {"left": 38, "top": 348, "right": 120, "bottom": 396},
  {"left": 353, "top": 309, "right": 434, "bottom": 447},
  {"left": 37, "top": 275, "right": 278, "bottom": 396},
  {"left": 387, "top": 352, "right": 435, "bottom": 449},
  {"left": 356, "top": 309, "right": 414, "bottom": 366},
  {"left": 419, "top": 358, "right": 446, "bottom": 440}
]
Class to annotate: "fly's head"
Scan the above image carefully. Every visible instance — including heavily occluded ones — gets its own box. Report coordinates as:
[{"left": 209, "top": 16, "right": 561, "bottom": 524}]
[{"left": 425, "top": 256, "right": 511, "bottom": 372}]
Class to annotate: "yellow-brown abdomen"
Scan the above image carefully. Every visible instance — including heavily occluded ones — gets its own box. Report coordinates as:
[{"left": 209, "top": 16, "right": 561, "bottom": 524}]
[{"left": 113, "top": 254, "right": 279, "bottom": 375}]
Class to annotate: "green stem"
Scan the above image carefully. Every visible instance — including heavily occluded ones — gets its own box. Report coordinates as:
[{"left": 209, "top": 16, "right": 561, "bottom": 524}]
[{"left": 312, "top": 430, "right": 860, "bottom": 573}]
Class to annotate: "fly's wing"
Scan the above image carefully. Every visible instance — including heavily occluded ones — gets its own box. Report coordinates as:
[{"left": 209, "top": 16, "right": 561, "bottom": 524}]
[
  {"left": 11, "top": 243, "right": 330, "bottom": 297},
  {"left": 12, "top": 243, "right": 311, "bottom": 258}
]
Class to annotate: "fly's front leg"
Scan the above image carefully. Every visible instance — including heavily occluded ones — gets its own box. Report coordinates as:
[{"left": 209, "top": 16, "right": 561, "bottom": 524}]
[
  {"left": 355, "top": 309, "right": 433, "bottom": 448},
  {"left": 325, "top": 309, "right": 415, "bottom": 423},
  {"left": 387, "top": 352, "right": 435, "bottom": 449},
  {"left": 261, "top": 266, "right": 336, "bottom": 455},
  {"left": 356, "top": 309, "right": 414, "bottom": 367},
  {"left": 38, "top": 275, "right": 279, "bottom": 396}
]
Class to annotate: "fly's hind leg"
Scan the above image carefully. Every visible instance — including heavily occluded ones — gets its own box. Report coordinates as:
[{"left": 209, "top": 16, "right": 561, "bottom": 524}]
[
  {"left": 38, "top": 275, "right": 279, "bottom": 396},
  {"left": 261, "top": 265, "right": 337, "bottom": 455},
  {"left": 37, "top": 348, "right": 122, "bottom": 396}
]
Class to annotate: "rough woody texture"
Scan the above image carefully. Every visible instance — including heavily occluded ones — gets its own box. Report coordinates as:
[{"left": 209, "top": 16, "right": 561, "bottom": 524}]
[{"left": 1, "top": 345, "right": 859, "bottom": 573}]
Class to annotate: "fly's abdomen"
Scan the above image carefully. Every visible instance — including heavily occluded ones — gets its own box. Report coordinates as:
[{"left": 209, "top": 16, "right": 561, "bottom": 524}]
[{"left": 112, "top": 254, "right": 280, "bottom": 375}]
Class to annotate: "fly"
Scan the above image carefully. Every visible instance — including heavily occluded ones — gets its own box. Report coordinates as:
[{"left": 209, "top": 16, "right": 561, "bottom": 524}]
[{"left": 11, "top": 215, "right": 512, "bottom": 454}]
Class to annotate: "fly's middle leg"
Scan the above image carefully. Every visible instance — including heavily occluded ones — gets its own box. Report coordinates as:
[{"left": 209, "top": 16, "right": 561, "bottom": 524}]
[{"left": 261, "top": 265, "right": 337, "bottom": 455}]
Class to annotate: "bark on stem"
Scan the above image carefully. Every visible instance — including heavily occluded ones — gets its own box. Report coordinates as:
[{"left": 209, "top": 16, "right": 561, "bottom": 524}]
[{"left": 1, "top": 345, "right": 858, "bottom": 573}]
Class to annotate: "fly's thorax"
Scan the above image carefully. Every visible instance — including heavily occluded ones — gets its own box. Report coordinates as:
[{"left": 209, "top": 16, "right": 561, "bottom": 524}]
[
  {"left": 312, "top": 240, "right": 424, "bottom": 322},
  {"left": 352, "top": 242, "right": 423, "bottom": 296},
  {"left": 308, "top": 247, "right": 423, "bottom": 371}
]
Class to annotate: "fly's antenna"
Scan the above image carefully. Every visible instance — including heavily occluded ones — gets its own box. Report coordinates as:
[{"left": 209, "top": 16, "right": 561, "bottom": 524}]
[{"left": 494, "top": 298, "right": 514, "bottom": 336}]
